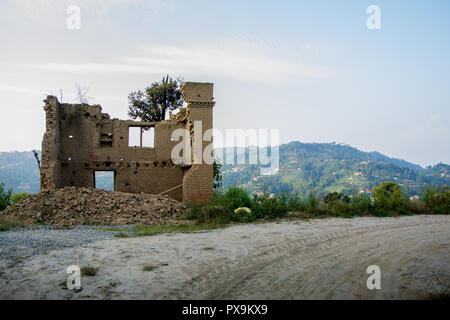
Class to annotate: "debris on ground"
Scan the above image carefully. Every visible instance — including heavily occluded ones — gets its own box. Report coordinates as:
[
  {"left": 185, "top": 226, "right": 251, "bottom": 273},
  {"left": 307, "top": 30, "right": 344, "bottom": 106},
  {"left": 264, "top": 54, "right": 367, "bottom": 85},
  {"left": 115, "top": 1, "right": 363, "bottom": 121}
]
[{"left": 0, "top": 187, "right": 187, "bottom": 226}]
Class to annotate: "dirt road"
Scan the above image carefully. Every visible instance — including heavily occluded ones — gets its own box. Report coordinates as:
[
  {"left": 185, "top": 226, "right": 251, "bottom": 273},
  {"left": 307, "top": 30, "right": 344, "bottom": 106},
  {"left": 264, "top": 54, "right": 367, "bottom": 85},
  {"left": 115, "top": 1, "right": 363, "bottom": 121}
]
[{"left": 1, "top": 215, "right": 449, "bottom": 299}]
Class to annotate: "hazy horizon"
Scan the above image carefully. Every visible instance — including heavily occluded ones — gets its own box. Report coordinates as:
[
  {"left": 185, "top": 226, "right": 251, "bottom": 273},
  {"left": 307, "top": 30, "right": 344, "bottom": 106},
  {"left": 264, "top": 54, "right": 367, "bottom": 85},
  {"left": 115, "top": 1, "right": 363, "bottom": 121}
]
[{"left": 1, "top": 139, "right": 445, "bottom": 169}]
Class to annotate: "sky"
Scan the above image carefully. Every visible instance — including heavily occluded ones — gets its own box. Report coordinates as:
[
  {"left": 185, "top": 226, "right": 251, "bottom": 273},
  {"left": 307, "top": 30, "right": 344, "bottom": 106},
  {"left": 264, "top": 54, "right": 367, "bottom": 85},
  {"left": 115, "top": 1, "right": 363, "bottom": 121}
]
[{"left": 0, "top": 0, "right": 449, "bottom": 167}]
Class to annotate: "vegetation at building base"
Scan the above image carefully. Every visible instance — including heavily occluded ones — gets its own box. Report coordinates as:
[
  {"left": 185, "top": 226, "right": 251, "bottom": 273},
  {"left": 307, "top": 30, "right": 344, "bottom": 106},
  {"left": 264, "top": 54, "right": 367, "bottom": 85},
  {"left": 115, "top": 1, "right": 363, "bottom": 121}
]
[
  {"left": 1, "top": 174, "right": 448, "bottom": 233},
  {"left": 0, "top": 216, "right": 24, "bottom": 231},
  {"left": 0, "top": 182, "right": 30, "bottom": 211},
  {"left": 0, "top": 182, "right": 29, "bottom": 230},
  {"left": 187, "top": 182, "right": 450, "bottom": 225},
  {"left": 0, "top": 182, "right": 13, "bottom": 211}
]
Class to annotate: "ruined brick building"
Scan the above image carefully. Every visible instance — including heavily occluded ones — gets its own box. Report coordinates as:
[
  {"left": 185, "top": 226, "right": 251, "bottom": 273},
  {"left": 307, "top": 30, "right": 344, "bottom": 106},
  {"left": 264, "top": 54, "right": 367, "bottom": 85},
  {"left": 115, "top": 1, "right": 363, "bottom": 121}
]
[{"left": 40, "top": 82, "right": 215, "bottom": 203}]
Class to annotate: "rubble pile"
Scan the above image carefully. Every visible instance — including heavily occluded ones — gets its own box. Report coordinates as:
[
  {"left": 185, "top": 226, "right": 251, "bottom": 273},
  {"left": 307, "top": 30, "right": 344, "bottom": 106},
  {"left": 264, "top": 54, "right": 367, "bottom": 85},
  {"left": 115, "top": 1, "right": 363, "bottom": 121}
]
[{"left": 1, "top": 187, "right": 187, "bottom": 226}]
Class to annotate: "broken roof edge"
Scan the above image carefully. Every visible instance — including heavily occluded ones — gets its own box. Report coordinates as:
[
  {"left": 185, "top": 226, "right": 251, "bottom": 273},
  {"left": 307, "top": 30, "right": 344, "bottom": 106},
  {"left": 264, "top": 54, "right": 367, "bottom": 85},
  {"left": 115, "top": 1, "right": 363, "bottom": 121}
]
[
  {"left": 43, "top": 95, "right": 189, "bottom": 125},
  {"left": 43, "top": 80, "right": 215, "bottom": 123},
  {"left": 44, "top": 95, "right": 103, "bottom": 110}
]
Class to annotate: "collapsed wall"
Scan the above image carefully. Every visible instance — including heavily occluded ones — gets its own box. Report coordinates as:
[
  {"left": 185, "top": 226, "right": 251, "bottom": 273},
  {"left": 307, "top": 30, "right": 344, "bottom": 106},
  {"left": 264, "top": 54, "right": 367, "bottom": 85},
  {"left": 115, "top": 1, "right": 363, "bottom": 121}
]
[
  {"left": 40, "top": 82, "right": 215, "bottom": 203},
  {"left": 2, "top": 187, "right": 187, "bottom": 226}
]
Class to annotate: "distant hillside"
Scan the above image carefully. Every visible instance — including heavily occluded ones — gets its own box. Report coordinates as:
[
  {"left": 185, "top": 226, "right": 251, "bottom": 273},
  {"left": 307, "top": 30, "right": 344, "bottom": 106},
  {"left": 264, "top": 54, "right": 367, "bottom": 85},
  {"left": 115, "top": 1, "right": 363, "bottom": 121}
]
[
  {"left": 0, "top": 151, "right": 114, "bottom": 193},
  {"left": 218, "top": 142, "right": 449, "bottom": 197},
  {"left": 366, "top": 151, "right": 422, "bottom": 170},
  {"left": 0, "top": 142, "right": 449, "bottom": 197},
  {"left": 0, "top": 151, "right": 40, "bottom": 193}
]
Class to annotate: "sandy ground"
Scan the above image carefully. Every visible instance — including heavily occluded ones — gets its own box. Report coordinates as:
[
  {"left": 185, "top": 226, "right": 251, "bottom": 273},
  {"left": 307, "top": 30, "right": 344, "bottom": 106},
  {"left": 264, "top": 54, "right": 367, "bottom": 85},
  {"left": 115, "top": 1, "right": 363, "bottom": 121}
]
[{"left": 0, "top": 215, "right": 449, "bottom": 300}]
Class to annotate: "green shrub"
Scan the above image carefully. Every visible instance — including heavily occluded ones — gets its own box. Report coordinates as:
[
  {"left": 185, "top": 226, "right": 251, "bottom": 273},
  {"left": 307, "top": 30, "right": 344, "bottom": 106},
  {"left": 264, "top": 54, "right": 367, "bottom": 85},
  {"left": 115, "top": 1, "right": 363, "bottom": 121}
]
[
  {"left": 11, "top": 192, "right": 29, "bottom": 205},
  {"left": 322, "top": 192, "right": 352, "bottom": 217},
  {"left": 81, "top": 266, "right": 98, "bottom": 277},
  {"left": 287, "top": 192, "right": 307, "bottom": 212},
  {"left": 186, "top": 193, "right": 235, "bottom": 224},
  {"left": 186, "top": 181, "right": 448, "bottom": 226},
  {"left": 406, "top": 198, "right": 426, "bottom": 214},
  {"left": 423, "top": 186, "right": 450, "bottom": 214},
  {"left": 372, "top": 208, "right": 398, "bottom": 217},
  {"left": 347, "top": 195, "right": 373, "bottom": 216},
  {"left": 305, "top": 192, "right": 320, "bottom": 214},
  {"left": 252, "top": 192, "right": 289, "bottom": 219},
  {"left": 201, "top": 205, "right": 233, "bottom": 223},
  {"left": 222, "top": 186, "right": 253, "bottom": 211},
  {"left": 373, "top": 181, "right": 410, "bottom": 213},
  {"left": 323, "top": 192, "right": 349, "bottom": 204},
  {"left": 328, "top": 199, "right": 351, "bottom": 217},
  {"left": 34, "top": 217, "right": 44, "bottom": 225},
  {"left": 0, "top": 182, "right": 13, "bottom": 211}
]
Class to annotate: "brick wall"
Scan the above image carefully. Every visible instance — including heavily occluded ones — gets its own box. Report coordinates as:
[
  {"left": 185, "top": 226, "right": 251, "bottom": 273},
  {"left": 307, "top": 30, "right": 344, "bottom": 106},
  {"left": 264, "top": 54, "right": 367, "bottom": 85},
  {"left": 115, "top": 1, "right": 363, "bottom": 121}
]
[{"left": 40, "top": 82, "right": 215, "bottom": 204}]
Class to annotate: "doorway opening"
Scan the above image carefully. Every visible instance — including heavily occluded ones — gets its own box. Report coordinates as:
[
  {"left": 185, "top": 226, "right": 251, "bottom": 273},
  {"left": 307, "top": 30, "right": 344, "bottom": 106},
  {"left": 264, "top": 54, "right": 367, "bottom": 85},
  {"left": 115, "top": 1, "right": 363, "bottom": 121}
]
[{"left": 94, "top": 171, "right": 115, "bottom": 191}]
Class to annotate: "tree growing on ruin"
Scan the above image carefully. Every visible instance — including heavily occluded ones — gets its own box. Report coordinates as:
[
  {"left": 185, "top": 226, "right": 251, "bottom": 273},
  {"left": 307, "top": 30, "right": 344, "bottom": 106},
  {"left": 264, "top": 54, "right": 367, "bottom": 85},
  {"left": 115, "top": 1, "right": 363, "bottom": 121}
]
[{"left": 128, "top": 75, "right": 183, "bottom": 122}]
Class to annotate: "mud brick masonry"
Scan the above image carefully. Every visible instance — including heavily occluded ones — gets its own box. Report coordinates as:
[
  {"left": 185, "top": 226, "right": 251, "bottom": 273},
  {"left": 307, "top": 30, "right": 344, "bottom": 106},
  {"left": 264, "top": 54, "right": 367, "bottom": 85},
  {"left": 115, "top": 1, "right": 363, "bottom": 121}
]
[{"left": 40, "top": 82, "right": 215, "bottom": 203}]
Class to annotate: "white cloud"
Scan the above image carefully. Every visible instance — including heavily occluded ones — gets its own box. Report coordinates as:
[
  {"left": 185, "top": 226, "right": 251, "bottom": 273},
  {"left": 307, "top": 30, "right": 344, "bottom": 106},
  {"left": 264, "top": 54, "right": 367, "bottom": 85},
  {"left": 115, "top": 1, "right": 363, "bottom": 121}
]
[
  {"left": 0, "top": 85, "right": 43, "bottom": 95},
  {"left": 1, "top": 43, "right": 332, "bottom": 84}
]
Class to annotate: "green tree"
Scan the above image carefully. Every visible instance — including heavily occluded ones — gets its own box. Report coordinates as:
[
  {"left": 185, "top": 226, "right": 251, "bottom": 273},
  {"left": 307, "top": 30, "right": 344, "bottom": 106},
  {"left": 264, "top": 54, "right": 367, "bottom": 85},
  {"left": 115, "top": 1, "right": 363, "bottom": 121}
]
[
  {"left": 0, "top": 182, "right": 13, "bottom": 211},
  {"left": 128, "top": 75, "right": 183, "bottom": 122},
  {"left": 11, "top": 192, "right": 29, "bottom": 205},
  {"left": 372, "top": 181, "right": 407, "bottom": 210},
  {"left": 423, "top": 186, "right": 450, "bottom": 214}
]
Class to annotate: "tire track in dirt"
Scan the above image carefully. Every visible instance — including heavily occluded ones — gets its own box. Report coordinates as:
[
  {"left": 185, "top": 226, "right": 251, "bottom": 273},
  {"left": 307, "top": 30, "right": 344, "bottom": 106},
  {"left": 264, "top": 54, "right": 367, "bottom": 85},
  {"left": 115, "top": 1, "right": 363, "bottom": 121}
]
[
  {"left": 166, "top": 217, "right": 450, "bottom": 299},
  {"left": 1, "top": 216, "right": 449, "bottom": 299}
]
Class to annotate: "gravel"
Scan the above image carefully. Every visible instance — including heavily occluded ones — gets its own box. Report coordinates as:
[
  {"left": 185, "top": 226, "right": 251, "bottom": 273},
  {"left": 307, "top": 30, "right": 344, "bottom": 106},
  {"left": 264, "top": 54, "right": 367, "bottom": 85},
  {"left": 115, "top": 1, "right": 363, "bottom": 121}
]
[{"left": 0, "top": 225, "right": 119, "bottom": 268}]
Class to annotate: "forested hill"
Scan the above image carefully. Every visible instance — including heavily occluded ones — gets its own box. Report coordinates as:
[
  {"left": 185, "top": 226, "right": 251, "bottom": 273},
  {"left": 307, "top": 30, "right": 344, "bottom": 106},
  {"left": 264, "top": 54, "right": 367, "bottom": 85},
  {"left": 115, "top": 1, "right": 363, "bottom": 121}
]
[
  {"left": 0, "top": 151, "right": 40, "bottom": 193},
  {"left": 0, "top": 142, "right": 449, "bottom": 197},
  {"left": 219, "top": 142, "right": 449, "bottom": 197}
]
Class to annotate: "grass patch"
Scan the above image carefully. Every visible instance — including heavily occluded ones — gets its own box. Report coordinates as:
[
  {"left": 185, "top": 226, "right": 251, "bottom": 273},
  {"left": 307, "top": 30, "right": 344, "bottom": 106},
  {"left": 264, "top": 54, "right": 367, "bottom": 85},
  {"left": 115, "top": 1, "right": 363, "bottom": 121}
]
[
  {"left": 0, "top": 216, "right": 24, "bottom": 231},
  {"left": 141, "top": 262, "right": 169, "bottom": 271},
  {"left": 33, "top": 217, "right": 49, "bottom": 226},
  {"left": 6, "top": 255, "right": 24, "bottom": 269},
  {"left": 80, "top": 266, "right": 98, "bottom": 277},
  {"left": 115, "top": 232, "right": 129, "bottom": 238},
  {"left": 141, "top": 265, "right": 158, "bottom": 272}
]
